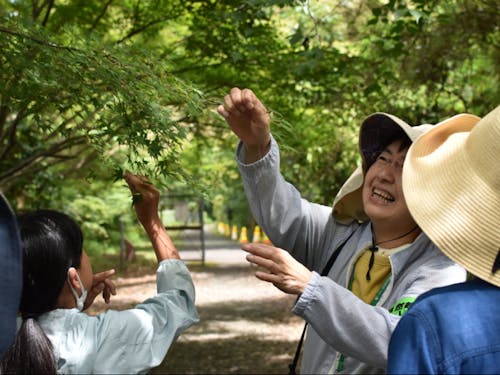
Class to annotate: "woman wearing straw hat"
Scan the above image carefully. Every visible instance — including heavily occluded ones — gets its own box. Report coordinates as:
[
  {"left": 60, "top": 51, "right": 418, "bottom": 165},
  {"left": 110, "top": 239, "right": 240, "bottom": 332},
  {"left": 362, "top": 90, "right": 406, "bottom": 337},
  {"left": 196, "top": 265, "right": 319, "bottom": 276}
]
[
  {"left": 387, "top": 105, "right": 500, "bottom": 374},
  {"left": 218, "top": 87, "right": 479, "bottom": 374}
]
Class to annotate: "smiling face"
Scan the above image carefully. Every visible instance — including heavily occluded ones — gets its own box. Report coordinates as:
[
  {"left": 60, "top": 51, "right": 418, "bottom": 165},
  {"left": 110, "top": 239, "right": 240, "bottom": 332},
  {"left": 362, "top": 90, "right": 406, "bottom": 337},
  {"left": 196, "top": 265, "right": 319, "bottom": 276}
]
[{"left": 362, "top": 139, "right": 418, "bottom": 231}]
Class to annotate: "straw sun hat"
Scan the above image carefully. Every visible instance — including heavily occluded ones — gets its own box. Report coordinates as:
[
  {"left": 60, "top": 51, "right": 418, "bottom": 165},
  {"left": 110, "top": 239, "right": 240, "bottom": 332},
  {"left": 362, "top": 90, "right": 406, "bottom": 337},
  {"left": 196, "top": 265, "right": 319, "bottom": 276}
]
[
  {"left": 332, "top": 112, "right": 480, "bottom": 224},
  {"left": 403, "top": 105, "right": 500, "bottom": 287}
]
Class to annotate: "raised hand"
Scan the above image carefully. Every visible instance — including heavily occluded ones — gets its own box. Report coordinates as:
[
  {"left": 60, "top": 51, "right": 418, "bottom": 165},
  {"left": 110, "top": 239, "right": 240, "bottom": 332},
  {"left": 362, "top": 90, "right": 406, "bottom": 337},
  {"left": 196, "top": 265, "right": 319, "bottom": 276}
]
[
  {"left": 123, "top": 171, "right": 180, "bottom": 261},
  {"left": 218, "top": 88, "right": 271, "bottom": 162},
  {"left": 124, "top": 171, "right": 161, "bottom": 230}
]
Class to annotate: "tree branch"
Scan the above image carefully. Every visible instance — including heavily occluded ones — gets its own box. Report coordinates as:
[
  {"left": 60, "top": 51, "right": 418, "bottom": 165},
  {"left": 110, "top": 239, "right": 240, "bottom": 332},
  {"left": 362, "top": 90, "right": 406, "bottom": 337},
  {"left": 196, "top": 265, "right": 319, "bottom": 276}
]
[
  {"left": 61, "top": 148, "right": 99, "bottom": 179},
  {"left": 0, "top": 146, "right": 92, "bottom": 191},
  {"left": 0, "top": 136, "right": 87, "bottom": 182},
  {"left": 41, "top": 0, "right": 55, "bottom": 27},
  {"left": 89, "top": 0, "right": 114, "bottom": 32},
  {"left": 0, "top": 108, "right": 27, "bottom": 161},
  {"left": 32, "top": 0, "right": 42, "bottom": 21},
  {"left": 0, "top": 26, "right": 79, "bottom": 52},
  {"left": 0, "top": 105, "right": 8, "bottom": 137},
  {"left": 116, "top": 16, "right": 171, "bottom": 44}
]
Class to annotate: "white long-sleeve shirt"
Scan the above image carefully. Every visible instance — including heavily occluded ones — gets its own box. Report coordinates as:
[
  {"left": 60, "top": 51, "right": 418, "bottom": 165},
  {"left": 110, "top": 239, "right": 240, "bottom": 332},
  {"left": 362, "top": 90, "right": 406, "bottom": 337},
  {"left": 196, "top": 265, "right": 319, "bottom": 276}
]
[{"left": 38, "top": 259, "right": 199, "bottom": 374}]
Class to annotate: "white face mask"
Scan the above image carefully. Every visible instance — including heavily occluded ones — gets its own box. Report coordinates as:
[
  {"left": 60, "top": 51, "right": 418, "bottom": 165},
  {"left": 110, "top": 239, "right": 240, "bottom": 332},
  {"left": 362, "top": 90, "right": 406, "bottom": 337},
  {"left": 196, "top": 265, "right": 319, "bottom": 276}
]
[{"left": 68, "top": 267, "right": 87, "bottom": 311}]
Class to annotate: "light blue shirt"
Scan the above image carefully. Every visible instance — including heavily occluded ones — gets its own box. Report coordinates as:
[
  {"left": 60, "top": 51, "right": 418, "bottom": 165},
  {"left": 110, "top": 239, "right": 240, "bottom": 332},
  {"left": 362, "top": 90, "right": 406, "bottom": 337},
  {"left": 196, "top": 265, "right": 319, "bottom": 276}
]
[{"left": 38, "top": 259, "right": 199, "bottom": 374}]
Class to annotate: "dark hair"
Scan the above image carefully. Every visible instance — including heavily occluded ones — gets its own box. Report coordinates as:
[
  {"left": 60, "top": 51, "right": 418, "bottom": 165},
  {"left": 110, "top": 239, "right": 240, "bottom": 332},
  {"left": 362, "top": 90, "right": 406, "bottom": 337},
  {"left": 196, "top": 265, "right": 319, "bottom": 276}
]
[
  {"left": 1, "top": 210, "right": 83, "bottom": 374},
  {"left": 363, "top": 127, "right": 412, "bottom": 170}
]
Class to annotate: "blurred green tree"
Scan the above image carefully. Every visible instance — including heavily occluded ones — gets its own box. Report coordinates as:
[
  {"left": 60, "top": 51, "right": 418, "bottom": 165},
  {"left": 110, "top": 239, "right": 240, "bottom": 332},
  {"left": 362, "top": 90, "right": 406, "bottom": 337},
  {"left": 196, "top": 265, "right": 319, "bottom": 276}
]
[{"left": 1, "top": 0, "right": 497, "bottom": 252}]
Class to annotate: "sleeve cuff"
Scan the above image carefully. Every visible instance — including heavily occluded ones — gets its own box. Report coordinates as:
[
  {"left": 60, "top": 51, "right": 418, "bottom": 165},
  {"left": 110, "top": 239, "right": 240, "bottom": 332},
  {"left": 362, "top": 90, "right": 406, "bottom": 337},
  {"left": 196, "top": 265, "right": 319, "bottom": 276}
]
[
  {"left": 156, "top": 259, "right": 195, "bottom": 299},
  {"left": 235, "top": 135, "right": 278, "bottom": 169},
  {"left": 292, "top": 271, "right": 321, "bottom": 316}
]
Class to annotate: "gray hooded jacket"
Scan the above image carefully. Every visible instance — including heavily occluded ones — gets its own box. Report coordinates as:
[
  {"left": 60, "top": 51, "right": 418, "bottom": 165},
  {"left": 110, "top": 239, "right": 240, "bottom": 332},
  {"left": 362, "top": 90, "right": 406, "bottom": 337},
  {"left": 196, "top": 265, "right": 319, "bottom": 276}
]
[{"left": 236, "top": 137, "right": 466, "bottom": 374}]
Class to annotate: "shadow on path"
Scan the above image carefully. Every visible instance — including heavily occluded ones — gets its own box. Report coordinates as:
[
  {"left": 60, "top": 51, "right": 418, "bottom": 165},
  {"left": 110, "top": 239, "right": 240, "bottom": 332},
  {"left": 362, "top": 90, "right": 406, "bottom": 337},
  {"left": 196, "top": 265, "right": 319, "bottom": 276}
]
[{"left": 151, "top": 294, "right": 303, "bottom": 375}]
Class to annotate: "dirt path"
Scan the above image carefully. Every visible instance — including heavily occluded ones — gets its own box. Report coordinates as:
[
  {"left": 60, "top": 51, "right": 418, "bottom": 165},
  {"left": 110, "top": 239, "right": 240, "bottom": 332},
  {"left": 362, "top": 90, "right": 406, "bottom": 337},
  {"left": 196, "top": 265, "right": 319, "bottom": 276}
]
[{"left": 90, "top": 234, "right": 305, "bottom": 374}]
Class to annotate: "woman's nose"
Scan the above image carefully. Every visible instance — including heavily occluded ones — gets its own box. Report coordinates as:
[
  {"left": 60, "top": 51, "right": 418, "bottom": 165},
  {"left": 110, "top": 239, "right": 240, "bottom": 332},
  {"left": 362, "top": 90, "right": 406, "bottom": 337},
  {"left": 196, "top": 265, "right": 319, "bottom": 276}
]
[{"left": 378, "top": 163, "right": 397, "bottom": 182}]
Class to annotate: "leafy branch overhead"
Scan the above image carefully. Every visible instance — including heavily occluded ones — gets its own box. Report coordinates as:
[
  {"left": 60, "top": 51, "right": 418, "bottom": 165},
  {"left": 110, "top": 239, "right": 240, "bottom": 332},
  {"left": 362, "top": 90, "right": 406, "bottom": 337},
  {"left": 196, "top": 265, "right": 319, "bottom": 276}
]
[
  {"left": 0, "top": 0, "right": 303, "bottom": 198},
  {"left": 0, "top": 19, "right": 206, "bottom": 191},
  {"left": 0, "top": 0, "right": 498, "bottom": 213}
]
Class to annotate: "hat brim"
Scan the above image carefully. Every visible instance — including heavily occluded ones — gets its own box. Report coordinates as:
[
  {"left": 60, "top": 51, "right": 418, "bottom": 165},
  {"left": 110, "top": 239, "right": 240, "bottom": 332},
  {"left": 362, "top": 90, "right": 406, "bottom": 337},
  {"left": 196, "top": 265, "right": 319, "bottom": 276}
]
[
  {"left": 332, "top": 113, "right": 481, "bottom": 224},
  {"left": 403, "top": 109, "right": 500, "bottom": 286}
]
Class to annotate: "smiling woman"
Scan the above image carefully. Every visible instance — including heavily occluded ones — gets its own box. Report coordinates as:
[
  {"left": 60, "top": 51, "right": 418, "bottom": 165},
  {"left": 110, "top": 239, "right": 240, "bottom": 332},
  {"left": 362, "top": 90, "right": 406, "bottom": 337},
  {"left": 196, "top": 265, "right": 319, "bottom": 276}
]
[
  {"left": 218, "top": 87, "right": 479, "bottom": 374},
  {"left": 362, "top": 138, "right": 420, "bottom": 247}
]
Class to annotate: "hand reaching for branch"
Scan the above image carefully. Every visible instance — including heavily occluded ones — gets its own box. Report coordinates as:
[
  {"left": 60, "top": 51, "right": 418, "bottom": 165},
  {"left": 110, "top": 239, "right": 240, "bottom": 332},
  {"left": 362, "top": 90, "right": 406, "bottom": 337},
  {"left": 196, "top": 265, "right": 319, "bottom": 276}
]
[
  {"left": 218, "top": 87, "right": 271, "bottom": 162},
  {"left": 123, "top": 171, "right": 180, "bottom": 262},
  {"left": 242, "top": 243, "right": 313, "bottom": 295},
  {"left": 123, "top": 171, "right": 160, "bottom": 231}
]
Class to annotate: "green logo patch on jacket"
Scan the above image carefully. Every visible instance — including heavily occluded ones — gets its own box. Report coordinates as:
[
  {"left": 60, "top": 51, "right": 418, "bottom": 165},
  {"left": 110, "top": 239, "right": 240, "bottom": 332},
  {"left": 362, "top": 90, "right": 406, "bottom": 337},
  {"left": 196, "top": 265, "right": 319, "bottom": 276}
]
[{"left": 389, "top": 297, "right": 416, "bottom": 316}]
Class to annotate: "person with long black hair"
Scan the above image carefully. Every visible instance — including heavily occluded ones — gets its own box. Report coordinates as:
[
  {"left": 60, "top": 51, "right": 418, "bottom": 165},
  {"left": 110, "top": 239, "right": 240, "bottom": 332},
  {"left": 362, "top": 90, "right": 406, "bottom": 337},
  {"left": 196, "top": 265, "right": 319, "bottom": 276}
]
[{"left": 1, "top": 172, "right": 199, "bottom": 374}]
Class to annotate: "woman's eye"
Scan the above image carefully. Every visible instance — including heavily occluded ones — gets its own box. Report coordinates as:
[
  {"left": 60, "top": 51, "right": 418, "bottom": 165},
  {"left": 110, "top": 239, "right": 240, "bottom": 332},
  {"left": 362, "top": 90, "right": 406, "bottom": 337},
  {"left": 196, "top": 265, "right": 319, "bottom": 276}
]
[{"left": 377, "top": 155, "right": 388, "bottom": 163}]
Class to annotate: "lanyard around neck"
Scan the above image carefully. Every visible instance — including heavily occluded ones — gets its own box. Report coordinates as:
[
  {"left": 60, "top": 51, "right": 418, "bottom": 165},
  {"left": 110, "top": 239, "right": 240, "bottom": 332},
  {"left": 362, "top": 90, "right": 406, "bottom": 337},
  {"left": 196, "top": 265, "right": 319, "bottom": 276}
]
[{"left": 335, "top": 266, "right": 391, "bottom": 372}]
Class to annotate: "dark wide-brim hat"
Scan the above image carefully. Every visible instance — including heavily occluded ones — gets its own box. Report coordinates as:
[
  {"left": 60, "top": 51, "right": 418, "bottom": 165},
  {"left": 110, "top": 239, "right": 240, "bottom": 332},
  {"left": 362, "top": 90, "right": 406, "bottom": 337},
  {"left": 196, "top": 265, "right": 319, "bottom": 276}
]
[{"left": 332, "top": 112, "right": 480, "bottom": 224}]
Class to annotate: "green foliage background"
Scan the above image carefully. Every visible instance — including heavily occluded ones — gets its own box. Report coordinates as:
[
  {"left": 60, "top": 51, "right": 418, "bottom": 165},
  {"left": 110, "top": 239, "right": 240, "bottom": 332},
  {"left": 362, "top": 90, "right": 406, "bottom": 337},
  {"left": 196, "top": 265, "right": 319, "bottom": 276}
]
[{"left": 1, "top": 0, "right": 498, "bottom": 254}]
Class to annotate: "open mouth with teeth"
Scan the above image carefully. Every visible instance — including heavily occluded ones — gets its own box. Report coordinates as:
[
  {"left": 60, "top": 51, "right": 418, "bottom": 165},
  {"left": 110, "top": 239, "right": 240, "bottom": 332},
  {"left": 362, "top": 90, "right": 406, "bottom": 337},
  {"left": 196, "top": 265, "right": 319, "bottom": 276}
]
[{"left": 372, "top": 188, "right": 395, "bottom": 203}]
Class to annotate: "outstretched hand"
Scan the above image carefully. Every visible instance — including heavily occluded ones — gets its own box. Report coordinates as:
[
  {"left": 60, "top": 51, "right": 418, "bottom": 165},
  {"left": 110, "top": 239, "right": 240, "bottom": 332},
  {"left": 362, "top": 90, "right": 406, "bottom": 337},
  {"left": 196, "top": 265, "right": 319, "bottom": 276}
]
[
  {"left": 242, "top": 243, "right": 313, "bottom": 295},
  {"left": 218, "top": 87, "right": 271, "bottom": 150}
]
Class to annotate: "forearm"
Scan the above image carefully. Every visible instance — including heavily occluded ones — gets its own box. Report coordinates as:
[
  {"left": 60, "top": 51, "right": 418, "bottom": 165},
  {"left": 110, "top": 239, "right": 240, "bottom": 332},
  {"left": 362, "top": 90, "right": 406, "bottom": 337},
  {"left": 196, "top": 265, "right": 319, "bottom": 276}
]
[
  {"left": 142, "top": 217, "right": 180, "bottom": 262},
  {"left": 239, "top": 143, "right": 303, "bottom": 251},
  {"left": 294, "top": 273, "right": 397, "bottom": 368}
]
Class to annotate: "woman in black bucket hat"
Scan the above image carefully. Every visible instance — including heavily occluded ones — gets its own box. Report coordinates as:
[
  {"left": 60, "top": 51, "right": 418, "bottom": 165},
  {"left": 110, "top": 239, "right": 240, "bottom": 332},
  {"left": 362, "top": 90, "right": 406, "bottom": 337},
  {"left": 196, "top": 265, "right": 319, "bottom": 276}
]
[{"left": 218, "top": 87, "right": 479, "bottom": 374}]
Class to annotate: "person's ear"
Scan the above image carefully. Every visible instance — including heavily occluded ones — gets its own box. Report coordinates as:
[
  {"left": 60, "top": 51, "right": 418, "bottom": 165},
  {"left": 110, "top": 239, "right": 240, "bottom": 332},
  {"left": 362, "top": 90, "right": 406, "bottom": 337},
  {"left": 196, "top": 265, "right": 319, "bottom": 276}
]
[{"left": 67, "top": 267, "right": 82, "bottom": 293}]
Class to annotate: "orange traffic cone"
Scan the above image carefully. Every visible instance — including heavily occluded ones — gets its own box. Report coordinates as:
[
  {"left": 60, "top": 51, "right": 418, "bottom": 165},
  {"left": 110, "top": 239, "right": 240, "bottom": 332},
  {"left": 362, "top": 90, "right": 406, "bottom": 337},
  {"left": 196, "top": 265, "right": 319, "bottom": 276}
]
[
  {"left": 262, "top": 231, "right": 271, "bottom": 245},
  {"left": 240, "top": 227, "right": 248, "bottom": 244},
  {"left": 253, "top": 225, "right": 262, "bottom": 243}
]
